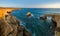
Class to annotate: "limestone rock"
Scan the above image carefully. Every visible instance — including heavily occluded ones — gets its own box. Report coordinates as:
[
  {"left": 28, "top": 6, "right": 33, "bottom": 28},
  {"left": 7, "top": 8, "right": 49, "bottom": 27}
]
[
  {"left": 26, "top": 12, "right": 31, "bottom": 17},
  {"left": 42, "top": 14, "right": 60, "bottom": 36},
  {"left": 17, "top": 26, "right": 31, "bottom": 36},
  {"left": 0, "top": 12, "right": 31, "bottom": 36}
]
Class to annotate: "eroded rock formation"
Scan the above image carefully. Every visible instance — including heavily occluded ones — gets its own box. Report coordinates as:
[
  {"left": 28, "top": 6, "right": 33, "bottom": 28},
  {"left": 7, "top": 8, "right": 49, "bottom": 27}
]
[
  {"left": 0, "top": 12, "right": 31, "bottom": 36},
  {"left": 40, "top": 14, "right": 60, "bottom": 32},
  {"left": 42, "top": 14, "right": 60, "bottom": 27}
]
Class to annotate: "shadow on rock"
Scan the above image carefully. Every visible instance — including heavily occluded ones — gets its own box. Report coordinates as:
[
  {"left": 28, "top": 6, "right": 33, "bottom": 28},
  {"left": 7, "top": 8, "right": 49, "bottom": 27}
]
[{"left": 0, "top": 12, "right": 31, "bottom": 36}]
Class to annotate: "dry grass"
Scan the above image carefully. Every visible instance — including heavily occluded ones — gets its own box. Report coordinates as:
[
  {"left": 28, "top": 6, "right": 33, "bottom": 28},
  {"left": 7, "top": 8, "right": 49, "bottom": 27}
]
[
  {"left": 55, "top": 31, "right": 60, "bottom": 36},
  {"left": 0, "top": 7, "right": 20, "bottom": 18}
]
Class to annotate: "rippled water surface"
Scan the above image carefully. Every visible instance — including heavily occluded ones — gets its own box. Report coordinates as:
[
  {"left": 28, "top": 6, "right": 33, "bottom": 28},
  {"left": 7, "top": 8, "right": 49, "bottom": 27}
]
[{"left": 11, "top": 8, "right": 60, "bottom": 36}]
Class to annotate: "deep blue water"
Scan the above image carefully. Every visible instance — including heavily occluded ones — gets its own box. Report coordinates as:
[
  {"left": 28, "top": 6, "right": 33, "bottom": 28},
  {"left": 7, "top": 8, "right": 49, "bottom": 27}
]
[{"left": 11, "top": 8, "right": 60, "bottom": 36}]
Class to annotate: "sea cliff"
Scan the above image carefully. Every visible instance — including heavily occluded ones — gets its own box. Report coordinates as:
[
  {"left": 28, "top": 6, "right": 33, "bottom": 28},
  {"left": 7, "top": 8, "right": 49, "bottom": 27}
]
[
  {"left": 41, "top": 14, "right": 60, "bottom": 36},
  {"left": 0, "top": 7, "right": 31, "bottom": 36},
  {"left": 0, "top": 7, "right": 20, "bottom": 18}
]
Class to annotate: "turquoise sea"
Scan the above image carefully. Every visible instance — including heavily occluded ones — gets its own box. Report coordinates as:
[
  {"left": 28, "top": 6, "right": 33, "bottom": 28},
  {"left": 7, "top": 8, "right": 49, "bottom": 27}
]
[{"left": 11, "top": 8, "right": 60, "bottom": 36}]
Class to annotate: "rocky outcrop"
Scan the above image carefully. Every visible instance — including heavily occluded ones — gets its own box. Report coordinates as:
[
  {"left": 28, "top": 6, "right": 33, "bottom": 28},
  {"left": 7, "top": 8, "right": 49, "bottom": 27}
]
[
  {"left": 41, "top": 14, "right": 59, "bottom": 25},
  {"left": 0, "top": 7, "right": 20, "bottom": 18},
  {"left": 40, "top": 14, "right": 60, "bottom": 36},
  {"left": 17, "top": 26, "right": 31, "bottom": 36},
  {"left": 0, "top": 12, "right": 31, "bottom": 36}
]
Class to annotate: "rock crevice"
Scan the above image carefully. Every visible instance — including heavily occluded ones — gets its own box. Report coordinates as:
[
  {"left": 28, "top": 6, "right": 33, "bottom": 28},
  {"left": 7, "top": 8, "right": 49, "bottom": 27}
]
[{"left": 0, "top": 12, "right": 31, "bottom": 36}]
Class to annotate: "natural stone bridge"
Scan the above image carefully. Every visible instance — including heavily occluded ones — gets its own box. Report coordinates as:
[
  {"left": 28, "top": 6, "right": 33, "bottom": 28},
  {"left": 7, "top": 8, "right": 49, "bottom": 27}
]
[{"left": 40, "top": 14, "right": 60, "bottom": 36}]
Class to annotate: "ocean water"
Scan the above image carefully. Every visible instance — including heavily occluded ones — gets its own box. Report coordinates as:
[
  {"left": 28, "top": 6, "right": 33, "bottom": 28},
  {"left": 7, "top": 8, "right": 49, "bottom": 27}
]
[{"left": 11, "top": 8, "right": 60, "bottom": 36}]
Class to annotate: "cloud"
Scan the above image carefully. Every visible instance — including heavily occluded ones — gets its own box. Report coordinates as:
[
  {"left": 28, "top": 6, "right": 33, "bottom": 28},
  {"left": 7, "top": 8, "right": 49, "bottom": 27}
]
[
  {"left": 0, "top": 2, "right": 60, "bottom": 8},
  {"left": 40, "top": 3, "right": 60, "bottom": 8},
  {"left": 25, "top": 3, "right": 60, "bottom": 8}
]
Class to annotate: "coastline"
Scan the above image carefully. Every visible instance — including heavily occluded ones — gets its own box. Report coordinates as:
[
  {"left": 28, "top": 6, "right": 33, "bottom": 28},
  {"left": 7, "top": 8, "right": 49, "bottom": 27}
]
[{"left": 0, "top": 7, "right": 20, "bottom": 18}]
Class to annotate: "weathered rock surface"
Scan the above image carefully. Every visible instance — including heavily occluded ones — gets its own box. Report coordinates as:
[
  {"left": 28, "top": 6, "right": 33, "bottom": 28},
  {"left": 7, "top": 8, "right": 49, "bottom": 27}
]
[
  {"left": 0, "top": 12, "right": 31, "bottom": 36},
  {"left": 40, "top": 14, "right": 60, "bottom": 36},
  {"left": 40, "top": 14, "right": 60, "bottom": 30}
]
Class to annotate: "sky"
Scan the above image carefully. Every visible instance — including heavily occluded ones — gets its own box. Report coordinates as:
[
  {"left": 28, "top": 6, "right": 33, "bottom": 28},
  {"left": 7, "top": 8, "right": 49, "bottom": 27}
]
[{"left": 0, "top": 0, "right": 60, "bottom": 8}]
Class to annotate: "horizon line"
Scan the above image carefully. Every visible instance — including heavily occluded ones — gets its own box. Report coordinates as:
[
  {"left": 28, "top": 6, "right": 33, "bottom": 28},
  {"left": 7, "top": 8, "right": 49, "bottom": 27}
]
[{"left": 1, "top": 7, "right": 60, "bottom": 8}]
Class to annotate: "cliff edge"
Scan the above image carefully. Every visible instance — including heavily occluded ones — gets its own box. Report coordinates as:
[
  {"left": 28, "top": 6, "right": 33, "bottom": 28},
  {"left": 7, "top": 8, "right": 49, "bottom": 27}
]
[
  {"left": 0, "top": 7, "right": 20, "bottom": 18},
  {"left": 0, "top": 11, "right": 31, "bottom": 36},
  {"left": 40, "top": 14, "right": 60, "bottom": 36}
]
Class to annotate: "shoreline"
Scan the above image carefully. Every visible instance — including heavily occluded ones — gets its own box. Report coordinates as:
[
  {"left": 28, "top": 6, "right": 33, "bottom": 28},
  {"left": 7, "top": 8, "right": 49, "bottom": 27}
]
[{"left": 0, "top": 7, "right": 20, "bottom": 18}]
